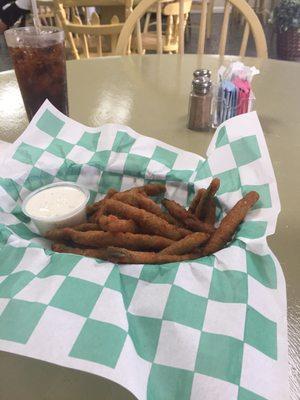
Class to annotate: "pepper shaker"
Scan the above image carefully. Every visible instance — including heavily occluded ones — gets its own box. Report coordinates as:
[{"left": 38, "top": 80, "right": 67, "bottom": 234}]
[{"left": 187, "top": 76, "right": 213, "bottom": 131}]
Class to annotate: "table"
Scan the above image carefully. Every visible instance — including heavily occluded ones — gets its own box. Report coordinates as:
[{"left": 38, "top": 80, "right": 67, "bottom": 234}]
[{"left": 0, "top": 54, "right": 299, "bottom": 399}]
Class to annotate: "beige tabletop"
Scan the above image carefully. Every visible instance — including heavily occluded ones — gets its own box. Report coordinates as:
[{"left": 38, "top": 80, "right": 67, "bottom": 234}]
[{"left": 0, "top": 54, "right": 299, "bottom": 399}]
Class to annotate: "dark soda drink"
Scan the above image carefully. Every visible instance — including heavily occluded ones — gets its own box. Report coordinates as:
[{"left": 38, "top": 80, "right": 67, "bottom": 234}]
[{"left": 5, "top": 27, "right": 68, "bottom": 121}]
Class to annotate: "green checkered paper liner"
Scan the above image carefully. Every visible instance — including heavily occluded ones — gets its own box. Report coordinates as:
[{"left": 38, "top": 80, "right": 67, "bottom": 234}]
[{"left": 0, "top": 101, "right": 288, "bottom": 400}]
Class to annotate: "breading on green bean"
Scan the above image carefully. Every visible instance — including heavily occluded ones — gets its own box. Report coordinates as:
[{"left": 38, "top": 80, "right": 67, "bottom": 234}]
[
  {"left": 188, "top": 188, "right": 206, "bottom": 214},
  {"left": 106, "top": 246, "right": 202, "bottom": 264},
  {"left": 160, "top": 232, "right": 209, "bottom": 255},
  {"left": 74, "top": 223, "right": 101, "bottom": 232},
  {"left": 162, "top": 199, "right": 215, "bottom": 233},
  {"left": 49, "top": 228, "right": 174, "bottom": 251},
  {"left": 52, "top": 243, "right": 109, "bottom": 260},
  {"left": 98, "top": 215, "right": 139, "bottom": 233},
  {"left": 137, "top": 183, "right": 166, "bottom": 196},
  {"left": 86, "top": 188, "right": 118, "bottom": 215},
  {"left": 104, "top": 199, "right": 188, "bottom": 240},
  {"left": 203, "top": 198, "right": 216, "bottom": 226},
  {"left": 114, "top": 191, "right": 178, "bottom": 225},
  {"left": 195, "top": 178, "right": 220, "bottom": 220},
  {"left": 202, "top": 191, "right": 259, "bottom": 255}
]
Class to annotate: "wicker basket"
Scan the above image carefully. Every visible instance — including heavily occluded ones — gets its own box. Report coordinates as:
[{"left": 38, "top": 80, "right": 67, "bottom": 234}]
[{"left": 277, "top": 28, "right": 300, "bottom": 60}]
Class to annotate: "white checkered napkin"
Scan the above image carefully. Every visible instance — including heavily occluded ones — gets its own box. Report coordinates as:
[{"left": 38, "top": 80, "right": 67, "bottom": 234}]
[{"left": 0, "top": 101, "right": 288, "bottom": 400}]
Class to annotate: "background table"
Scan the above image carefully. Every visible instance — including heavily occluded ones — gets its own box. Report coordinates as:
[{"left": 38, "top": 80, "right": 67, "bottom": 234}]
[{"left": 0, "top": 54, "right": 299, "bottom": 400}]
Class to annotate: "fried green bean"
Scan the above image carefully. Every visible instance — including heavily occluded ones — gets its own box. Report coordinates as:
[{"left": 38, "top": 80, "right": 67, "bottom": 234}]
[
  {"left": 195, "top": 178, "right": 220, "bottom": 220},
  {"left": 104, "top": 199, "right": 187, "bottom": 240},
  {"left": 188, "top": 188, "right": 206, "bottom": 214},
  {"left": 202, "top": 191, "right": 259, "bottom": 255},
  {"left": 49, "top": 228, "right": 174, "bottom": 251},
  {"left": 106, "top": 246, "right": 202, "bottom": 264},
  {"left": 160, "top": 232, "right": 209, "bottom": 255},
  {"left": 162, "top": 199, "right": 215, "bottom": 234}
]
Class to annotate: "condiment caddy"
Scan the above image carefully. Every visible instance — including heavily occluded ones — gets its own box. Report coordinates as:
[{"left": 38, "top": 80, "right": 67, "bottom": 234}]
[{"left": 187, "top": 62, "right": 259, "bottom": 131}]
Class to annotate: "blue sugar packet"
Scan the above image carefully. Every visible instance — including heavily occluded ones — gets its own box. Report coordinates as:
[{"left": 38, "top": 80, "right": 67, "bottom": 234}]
[{"left": 219, "top": 80, "right": 237, "bottom": 123}]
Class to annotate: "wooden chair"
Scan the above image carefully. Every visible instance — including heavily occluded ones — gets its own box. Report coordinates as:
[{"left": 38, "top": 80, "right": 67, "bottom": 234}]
[
  {"left": 54, "top": 0, "right": 133, "bottom": 59},
  {"left": 116, "top": 0, "right": 268, "bottom": 58},
  {"left": 138, "top": 0, "right": 192, "bottom": 53}
]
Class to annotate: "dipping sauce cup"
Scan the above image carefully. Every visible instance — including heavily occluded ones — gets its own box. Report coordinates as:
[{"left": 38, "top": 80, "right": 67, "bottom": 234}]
[{"left": 22, "top": 182, "right": 90, "bottom": 235}]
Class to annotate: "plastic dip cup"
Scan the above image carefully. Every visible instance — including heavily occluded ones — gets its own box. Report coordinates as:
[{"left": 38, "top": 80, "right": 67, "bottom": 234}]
[{"left": 22, "top": 182, "right": 90, "bottom": 235}]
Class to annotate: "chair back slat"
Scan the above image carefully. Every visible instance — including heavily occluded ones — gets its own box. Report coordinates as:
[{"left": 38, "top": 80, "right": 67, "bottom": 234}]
[
  {"left": 143, "top": 13, "right": 151, "bottom": 33},
  {"left": 239, "top": 21, "right": 250, "bottom": 56},
  {"left": 70, "top": 6, "right": 78, "bottom": 22},
  {"left": 165, "top": 14, "right": 173, "bottom": 47},
  {"left": 90, "top": 10, "right": 100, "bottom": 24},
  {"left": 218, "top": 0, "right": 231, "bottom": 56},
  {"left": 179, "top": 0, "right": 184, "bottom": 54},
  {"left": 156, "top": 1, "right": 163, "bottom": 54},
  {"left": 90, "top": 11, "right": 103, "bottom": 56},
  {"left": 110, "top": 15, "right": 120, "bottom": 52},
  {"left": 135, "top": 19, "right": 143, "bottom": 54},
  {"left": 125, "top": 0, "right": 133, "bottom": 52},
  {"left": 197, "top": 0, "right": 208, "bottom": 55}
]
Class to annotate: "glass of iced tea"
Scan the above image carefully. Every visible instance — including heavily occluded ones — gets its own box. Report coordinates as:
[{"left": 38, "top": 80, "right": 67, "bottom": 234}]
[{"left": 4, "top": 26, "right": 68, "bottom": 121}]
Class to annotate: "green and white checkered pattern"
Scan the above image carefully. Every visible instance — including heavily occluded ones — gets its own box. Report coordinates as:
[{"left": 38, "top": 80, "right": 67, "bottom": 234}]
[{"left": 0, "top": 101, "right": 288, "bottom": 400}]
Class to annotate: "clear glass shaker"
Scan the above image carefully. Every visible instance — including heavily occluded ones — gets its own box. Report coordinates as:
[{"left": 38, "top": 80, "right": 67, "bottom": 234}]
[{"left": 187, "top": 77, "right": 213, "bottom": 132}]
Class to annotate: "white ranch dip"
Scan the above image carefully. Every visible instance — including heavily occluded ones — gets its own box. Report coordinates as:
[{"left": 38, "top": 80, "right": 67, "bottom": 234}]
[{"left": 25, "top": 185, "right": 87, "bottom": 219}]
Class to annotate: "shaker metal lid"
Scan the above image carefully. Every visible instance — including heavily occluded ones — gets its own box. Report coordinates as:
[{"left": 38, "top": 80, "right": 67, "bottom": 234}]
[
  {"left": 193, "top": 69, "right": 212, "bottom": 78},
  {"left": 192, "top": 77, "right": 212, "bottom": 93}
]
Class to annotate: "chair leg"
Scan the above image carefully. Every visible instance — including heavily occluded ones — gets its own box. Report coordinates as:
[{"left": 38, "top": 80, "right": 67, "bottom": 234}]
[{"left": 206, "top": 0, "right": 214, "bottom": 39}]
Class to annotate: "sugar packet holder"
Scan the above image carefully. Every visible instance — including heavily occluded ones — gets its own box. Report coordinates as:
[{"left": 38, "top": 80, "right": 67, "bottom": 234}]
[{"left": 212, "top": 62, "right": 259, "bottom": 128}]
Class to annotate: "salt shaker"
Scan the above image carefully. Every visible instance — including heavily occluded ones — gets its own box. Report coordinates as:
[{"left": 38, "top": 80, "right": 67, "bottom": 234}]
[{"left": 187, "top": 76, "right": 213, "bottom": 131}]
